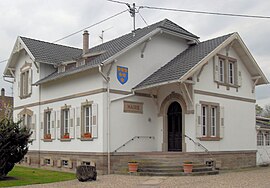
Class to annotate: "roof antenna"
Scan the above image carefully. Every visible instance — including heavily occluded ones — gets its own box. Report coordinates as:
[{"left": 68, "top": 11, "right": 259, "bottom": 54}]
[
  {"left": 107, "top": 1, "right": 138, "bottom": 34},
  {"left": 99, "top": 27, "right": 113, "bottom": 43}
]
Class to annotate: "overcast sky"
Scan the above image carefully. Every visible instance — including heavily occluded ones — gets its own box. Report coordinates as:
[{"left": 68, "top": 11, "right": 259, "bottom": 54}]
[{"left": 0, "top": 0, "right": 269, "bottom": 106}]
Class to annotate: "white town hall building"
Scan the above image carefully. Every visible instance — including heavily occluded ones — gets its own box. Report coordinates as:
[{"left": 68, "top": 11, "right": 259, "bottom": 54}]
[{"left": 3, "top": 19, "right": 268, "bottom": 174}]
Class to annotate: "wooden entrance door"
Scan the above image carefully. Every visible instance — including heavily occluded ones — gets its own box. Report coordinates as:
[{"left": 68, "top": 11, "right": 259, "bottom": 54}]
[{"left": 167, "top": 102, "right": 182, "bottom": 151}]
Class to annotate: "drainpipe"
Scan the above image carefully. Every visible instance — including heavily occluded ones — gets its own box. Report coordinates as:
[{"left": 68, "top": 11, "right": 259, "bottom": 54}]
[{"left": 98, "top": 64, "right": 111, "bottom": 174}]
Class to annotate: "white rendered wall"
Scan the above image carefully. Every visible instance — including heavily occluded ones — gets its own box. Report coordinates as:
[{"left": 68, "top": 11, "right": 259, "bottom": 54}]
[{"left": 108, "top": 33, "right": 189, "bottom": 92}]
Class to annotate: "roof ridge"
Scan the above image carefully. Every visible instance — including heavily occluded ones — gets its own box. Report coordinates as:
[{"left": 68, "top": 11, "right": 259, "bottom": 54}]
[
  {"left": 199, "top": 32, "right": 235, "bottom": 44},
  {"left": 20, "top": 36, "right": 82, "bottom": 51}
]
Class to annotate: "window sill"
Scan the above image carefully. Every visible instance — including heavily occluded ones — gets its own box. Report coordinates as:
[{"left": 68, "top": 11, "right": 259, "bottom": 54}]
[
  {"left": 42, "top": 139, "right": 53, "bottom": 142},
  {"left": 19, "top": 93, "right": 32, "bottom": 99},
  {"left": 80, "top": 138, "right": 94, "bottom": 141},
  {"left": 60, "top": 138, "right": 71, "bottom": 142},
  {"left": 198, "top": 137, "right": 222, "bottom": 141},
  {"left": 215, "top": 81, "right": 239, "bottom": 88}
]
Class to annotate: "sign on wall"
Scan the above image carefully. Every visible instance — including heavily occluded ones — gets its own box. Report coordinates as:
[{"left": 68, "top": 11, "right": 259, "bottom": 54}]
[
  {"left": 124, "top": 101, "right": 143, "bottom": 114},
  {"left": 117, "top": 66, "right": 128, "bottom": 85}
]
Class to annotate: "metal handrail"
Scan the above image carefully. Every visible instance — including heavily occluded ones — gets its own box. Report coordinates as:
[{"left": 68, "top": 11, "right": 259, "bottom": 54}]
[
  {"left": 184, "top": 134, "right": 209, "bottom": 152},
  {"left": 113, "top": 136, "right": 155, "bottom": 152}
]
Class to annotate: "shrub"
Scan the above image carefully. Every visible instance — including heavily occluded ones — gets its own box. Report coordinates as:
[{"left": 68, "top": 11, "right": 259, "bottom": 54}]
[{"left": 0, "top": 119, "right": 32, "bottom": 179}]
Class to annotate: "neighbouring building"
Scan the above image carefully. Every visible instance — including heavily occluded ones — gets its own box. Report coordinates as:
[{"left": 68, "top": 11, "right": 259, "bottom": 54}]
[
  {"left": 3, "top": 19, "right": 268, "bottom": 174},
  {"left": 256, "top": 116, "right": 270, "bottom": 165},
  {"left": 0, "top": 88, "right": 13, "bottom": 120}
]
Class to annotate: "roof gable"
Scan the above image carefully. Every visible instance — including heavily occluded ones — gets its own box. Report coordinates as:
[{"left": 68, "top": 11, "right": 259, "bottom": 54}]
[
  {"left": 134, "top": 33, "right": 233, "bottom": 90},
  {"left": 33, "top": 19, "right": 199, "bottom": 85}
]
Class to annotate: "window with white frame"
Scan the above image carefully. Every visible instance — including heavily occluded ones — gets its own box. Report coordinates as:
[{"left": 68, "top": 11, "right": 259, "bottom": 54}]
[
  {"left": 219, "top": 59, "right": 225, "bottom": 83},
  {"left": 202, "top": 106, "right": 207, "bottom": 137},
  {"left": 228, "top": 61, "right": 235, "bottom": 85},
  {"left": 44, "top": 111, "right": 51, "bottom": 139},
  {"left": 80, "top": 102, "right": 98, "bottom": 139},
  {"left": 257, "top": 131, "right": 264, "bottom": 146},
  {"left": 265, "top": 132, "right": 270, "bottom": 146},
  {"left": 200, "top": 102, "right": 219, "bottom": 138},
  {"left": 21, "top": 113, "right": 32, "bottom": 129},
  {"left": 61, "top": 108, "right": 70, "bottom": 139},
  {"left": 83, "top": 105, "right": 92, "bottom": 134},
  {"left": 20, "top": 67, "right": 32, "bottom": 98},
  {"left": 215, "top": 55, "right": 238, "bottom": 87}
]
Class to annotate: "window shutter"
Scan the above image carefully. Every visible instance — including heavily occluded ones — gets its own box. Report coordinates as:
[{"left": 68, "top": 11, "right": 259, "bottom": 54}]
[
  {"left": 76, "top": 160, "right": 82, "bottom": 167},
  {"left": 196, "top": 103, "right": 202, "bottom": 138},
  {"left": 237, "top": 71, "right": 242, "bottom": 87},
  {"left": 213, "top": 56, "right": 219, "bottom": 82},
  {"left": 51, "top": 111, "right": 56, "bottom": 139},
  {"left": 68, "top": 159, "right": 73, "bottom": 169},
  {"left": 57, "top": 160, "right": 61, "bottom": 168},
  {"left": 76, "top": 106, "right": 81, "bottom": 139},
  {"left": 40, "top": 112, "right": 44, "bottom": 139},
  {"left": 28, "top": 69, "right": 32, "bottom": 95},
  {"left": 92, "top": 103, "right": 98, "bottom": 138},
  {"left": 40, "top": 158, "right": 44, "bottom": 166},
  {"left": 220, "top": 106, "right": 225, "bottom": 138},
  {"left": 18, "top": 79, "right": 21, "bottom": 97},
  {"left": 57, "top": 110, "right": 61, "bottom": 139},
  {"left": 30, "top": 114, "right": 36, "bottom": 140},
  {"left": 70, "top": 108, "right": 75, "bottom": 138}
]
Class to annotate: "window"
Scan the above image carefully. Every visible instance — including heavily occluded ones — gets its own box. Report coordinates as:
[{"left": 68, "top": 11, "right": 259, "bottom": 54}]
[
  {"left": 202, "top": 106, "right": 207, "bottom": 137},
  {"left": 199, "top": 102, "right": 219, "bottom": 139},
  {"left": 82, "top": 161, "right": 91, "bottom": 166},
  {"left": 21, "top": 113, "right": 32, "bottom": 129},
  {"left": 44, "top": 159, "right": 51, "bottom": 165},
  {"left": 210, "top": 107, "right": 217, "bottom": 137},
  {"left": 265, "top": 132, "right": 270, "bottom": 146},
  {"left": 215, "top": 55, "right": 238, "bottom": 87},
  {"left": 257, "top": 131, "right": 264, "bottom": 146},
  {"left": 228, "top": 61, "right": 235, "bottom": 85},
  {"left": 20, "top": 67, "right": 32, "bottom": 98},
  {"left": 219, "top": 59, "right": 225, "bottom": 82},
  {"left": 77, "top": 100, "right": 97, "bottom": 140},
  {"left": 61, "top": 108, "right": 70, "bottom": 139},
  {"left": 84, "top": 105, "right": 92, "bottom": 134},
  {"left": 45, "top": 111, "right": 51, "bottom": 134},
  {"left": 62, "top": 160, "right": 69, "bottom": 167}
]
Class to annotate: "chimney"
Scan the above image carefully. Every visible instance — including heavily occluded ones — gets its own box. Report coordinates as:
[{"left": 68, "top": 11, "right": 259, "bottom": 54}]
[
  {"left": 1, "top": 88, "right": 5, "bottom": 97},
  {"left": 83, "top": 30, "right": 89, "bottom": 54}
]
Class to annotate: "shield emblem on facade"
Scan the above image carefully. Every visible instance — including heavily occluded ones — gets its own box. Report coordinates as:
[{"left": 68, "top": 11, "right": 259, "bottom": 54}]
[{"left": 117, "top": 66, "right": 128, "bottom": 85}]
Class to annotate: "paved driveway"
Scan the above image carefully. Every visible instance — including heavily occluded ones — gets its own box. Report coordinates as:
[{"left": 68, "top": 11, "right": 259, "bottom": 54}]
[{"left": 13, "top": 167, "right": 270, "bottom": 188}]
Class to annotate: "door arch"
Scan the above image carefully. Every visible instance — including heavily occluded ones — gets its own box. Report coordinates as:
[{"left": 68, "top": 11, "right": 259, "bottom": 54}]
[{"left": 167, "top": 102, "right": 182, "bottom": 151}]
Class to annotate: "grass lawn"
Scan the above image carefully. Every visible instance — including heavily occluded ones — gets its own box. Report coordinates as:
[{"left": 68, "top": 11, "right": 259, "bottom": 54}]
[{"left": 0, "top": 166, "right": 76, "bottom": 187}]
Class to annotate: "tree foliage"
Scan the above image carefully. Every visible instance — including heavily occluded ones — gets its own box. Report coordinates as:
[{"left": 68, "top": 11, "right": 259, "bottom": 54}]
[
  {"left": 256, "top": 104, "right": 263, "bottom": 116},
  {"left": 0, "top": 119, "right": 32, "bottom": 179}
]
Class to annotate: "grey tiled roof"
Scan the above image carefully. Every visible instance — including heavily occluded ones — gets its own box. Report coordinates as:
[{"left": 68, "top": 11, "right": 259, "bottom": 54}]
[
  {"left": 134, "top": 33, "right": 234, "bottom": 90},
  {"left": 32, "top": 19, "right": 198, "bottom": 85},
  {"left": 20, "top": 37, "right": 82, "bottom": 64}
]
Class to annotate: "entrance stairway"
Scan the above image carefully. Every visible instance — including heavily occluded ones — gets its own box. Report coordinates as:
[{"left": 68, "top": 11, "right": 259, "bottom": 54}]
[{"left": 112, "top": 154, "right": 219, "bottom": 176}]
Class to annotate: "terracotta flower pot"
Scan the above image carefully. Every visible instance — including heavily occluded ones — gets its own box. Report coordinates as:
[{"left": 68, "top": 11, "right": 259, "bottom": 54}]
[
  {"left": 183, "top": 164, "right": 193, "bottom": 173},
  {"left": 84, "top": 133, "right": 92, "bottom": 138},
  {"left": 44, "top": 134, "right": 51, "bottom": 139},
  {"left": 128, "top": 162, "right": 138, "bottom": 173},
  {"left": 63, "top": 133, "right": 69, "bottom": 139}
]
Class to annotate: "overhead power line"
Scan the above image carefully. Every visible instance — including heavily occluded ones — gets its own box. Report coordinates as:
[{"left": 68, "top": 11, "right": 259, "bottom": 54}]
[
  {"left": 0, "top": 9, "right": 128, "bottom": 64},
  {"left": 140, "top": 5, "right": 270, "bottom": 19},
  {"left": 53, "top": 9, "right": 128, "bottom": 43}
]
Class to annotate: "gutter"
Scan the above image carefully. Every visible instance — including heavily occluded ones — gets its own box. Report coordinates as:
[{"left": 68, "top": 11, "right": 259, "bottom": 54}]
[{"left": 98, "top": 63, "right": 111, "bottom": 175}]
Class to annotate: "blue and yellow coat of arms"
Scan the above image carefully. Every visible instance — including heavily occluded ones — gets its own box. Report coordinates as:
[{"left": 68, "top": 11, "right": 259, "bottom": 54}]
[{"left": 117, "top": 66, "right": 128, "bottom": 85}]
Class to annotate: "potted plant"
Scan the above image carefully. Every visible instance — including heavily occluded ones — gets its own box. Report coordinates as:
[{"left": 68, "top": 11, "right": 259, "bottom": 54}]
[
  {"left": 44, "top": 133, "right": 51, "bottom": 139},
  {"left": 63, "top": 132, "right": 70, "bottom": 139},
  {"left": 183, "top": 161, "right": 193, "bottom": 174},
  {"left": 128, "top": 161, "right": 138, "bottom": 173},
  {"left": 83, "top": 132, "right": 92, "bottom": 138}
]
